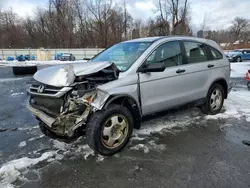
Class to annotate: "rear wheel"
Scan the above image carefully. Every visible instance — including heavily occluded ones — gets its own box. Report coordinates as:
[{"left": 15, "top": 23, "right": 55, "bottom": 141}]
[
  {"left": 86, "top": 104, "right": 134, "bottom": 156},
  {"left": 201, "top": 84, "right": 225, "bottom": 115}
]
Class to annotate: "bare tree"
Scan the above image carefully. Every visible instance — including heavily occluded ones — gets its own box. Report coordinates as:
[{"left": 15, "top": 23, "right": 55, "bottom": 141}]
[
  {"left": 154, "top": 0, "right": 170, "bottom": 35},
  {"left": 0, "top": 0, "right": 195, "bottom": 48},
  {"left": 87, "top": 0, "right": 113, "bottom": 47},
  {"left": 230, "top": 17, "right": 250, "bottom": 42},
  {"left": 200, "top": 12, "right": 211, "bottom": 31},
  {"left": 154, "top": 0, "right": 190, "bottom": 35}
]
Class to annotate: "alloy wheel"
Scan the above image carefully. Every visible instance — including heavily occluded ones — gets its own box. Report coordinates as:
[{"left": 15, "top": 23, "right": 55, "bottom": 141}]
[{"left": 101, "top": 115, "right": 129, "bottom": 149}]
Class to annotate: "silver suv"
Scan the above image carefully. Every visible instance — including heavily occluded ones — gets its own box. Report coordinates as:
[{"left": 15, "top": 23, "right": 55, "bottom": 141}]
[{"left": 27, "top": 36, "right": 232, "bottom": 155}]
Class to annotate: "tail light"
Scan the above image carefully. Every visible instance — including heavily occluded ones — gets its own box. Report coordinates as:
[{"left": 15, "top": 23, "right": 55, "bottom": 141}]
[{"left": 248, "top": 70, "right": 250, "bottom": 74}]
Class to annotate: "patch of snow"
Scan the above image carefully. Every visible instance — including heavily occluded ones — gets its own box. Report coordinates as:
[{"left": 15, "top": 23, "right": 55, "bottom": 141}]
[
  {"left": 18, "top": 141, "right": 27, "bottom": 148},
  {"left": 53, "top": 140, "right": 68, "bottom": 151},
  {"left": 75, "top": 145, "right": 94, "bottom": 160},
  {"left": 11, "top": 92, "right": 24, "bottom": 97},
  {"left": 135, "top": 118, "right": 191, "bottom": 136},
  {"left": 96, "top": 155, "right": 105, "bottom": 162},
  {"left": 131, "top": 134, "right": 146, "bottom": 141},
  {"left": 220, "top": 124, "right": 233, "bottom": 130},
  {"left": 28, "top": 135, "right": 45, "bottom": 142},
  {"left": 18, "top": 125, "right": 39, "bottom": 131},
  {"left": 0, "top": 77, "right": 27, "bottom": 83},
  {"left": 113, "top": 154, "right": 120, "bottom": 158},
  {"left": 148, "top": 140, "right": 166, "bottom": 151},
  {"left": 47, "top": 158, "right": 55, "bottom": 163},
  {"left": 130, "top": 144, "right": 149, "bottom": 153},
  {"left": 230, "top": 62, "right": 250, "bottom": 78},
  {"left": 55, "top": 154, "right": 64, "bottom": 161},
  {"left": 205, "top": 109, "right": 241, "bottom": 120},
  {"left": 84, "top": 151, "right": 94, "bottom": 160},
  {"left": 0, "top": 151, "right": 56, "bottom": 188}
]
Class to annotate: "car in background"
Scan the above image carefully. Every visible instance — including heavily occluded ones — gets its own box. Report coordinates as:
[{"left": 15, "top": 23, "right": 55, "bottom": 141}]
[
  {"left": 225, "top": 49, "right": 250, "bottom": 62},
  {"left": 59, "top": 53, "right": 76, "bottom": 61}
]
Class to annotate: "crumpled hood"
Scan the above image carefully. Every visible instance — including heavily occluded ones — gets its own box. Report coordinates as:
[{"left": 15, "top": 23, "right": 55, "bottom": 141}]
[{"left": 33, "top": 61, "right": 119, "bottom": 87}]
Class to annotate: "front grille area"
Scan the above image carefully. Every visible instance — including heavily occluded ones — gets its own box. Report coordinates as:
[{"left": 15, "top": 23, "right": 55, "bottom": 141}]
[
  {"left": 30, "top": 84, "right": 62, "bottom": 95},
  {"left": 30, "top": 95, "right": 64, "bottom": 115}
]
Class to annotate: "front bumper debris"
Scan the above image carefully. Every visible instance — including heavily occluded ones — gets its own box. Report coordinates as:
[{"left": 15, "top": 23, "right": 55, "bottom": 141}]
[
  {"left": 27, "top": 104, "right": 55, "bottom": 127},
  {"left": 27, "top": 97, "right": 93, "bottom": 137}
]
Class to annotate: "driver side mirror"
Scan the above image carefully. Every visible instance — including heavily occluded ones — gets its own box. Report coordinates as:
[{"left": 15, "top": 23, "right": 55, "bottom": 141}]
[{"left": 139, "top": 62, "right": 166, "bottom": 73}]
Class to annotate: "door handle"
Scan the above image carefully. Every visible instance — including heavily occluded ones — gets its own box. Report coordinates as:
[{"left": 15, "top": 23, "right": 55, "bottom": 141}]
[
  {"left": 176, "top": 69, "right": 186, "bottom": 74},
  {"left": 207, "top": 64, "right": 214, "bottom": 68}
]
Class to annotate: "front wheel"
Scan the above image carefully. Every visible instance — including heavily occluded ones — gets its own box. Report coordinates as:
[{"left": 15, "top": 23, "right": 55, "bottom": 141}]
[
  {"left": 201, "top": 84, "right": 225, "bottom": 115},
  {"left": 236, "top": 57, "right": 242, "bottom": 62},
  {"left": 86, "top": 104, "right": 134, "bottom": 156}
]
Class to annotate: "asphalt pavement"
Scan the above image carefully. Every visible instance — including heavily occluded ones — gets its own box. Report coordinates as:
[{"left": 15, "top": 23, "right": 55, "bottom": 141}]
[{"left": 0, "top": 67, "right": 250, "bottom": 188}]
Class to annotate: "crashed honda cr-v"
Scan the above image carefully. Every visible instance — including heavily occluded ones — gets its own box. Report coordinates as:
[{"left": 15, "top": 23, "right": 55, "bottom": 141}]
[{"left": 27, "top": 36, "right": 232, "bottom": 155}]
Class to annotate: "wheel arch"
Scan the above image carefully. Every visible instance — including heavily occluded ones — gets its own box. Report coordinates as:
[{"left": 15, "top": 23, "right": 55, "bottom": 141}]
[
  {"left": 103, "top": 95, "right": 142, "bottom": 129},
  {"left": 209, "top": 78, "right": 228, "bottom": 99}
]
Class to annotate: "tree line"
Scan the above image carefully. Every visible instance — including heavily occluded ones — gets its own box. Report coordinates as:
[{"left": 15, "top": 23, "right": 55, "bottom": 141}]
[
  {"left": 0, "top": 0, "right": 193, "bottom": 48},
  {"left": 0, "top": 0, "right": 249, "bottom": 49}
]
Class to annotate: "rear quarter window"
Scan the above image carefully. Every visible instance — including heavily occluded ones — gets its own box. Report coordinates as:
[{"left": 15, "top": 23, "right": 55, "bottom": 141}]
[{"left": 208, "top": 46, "right": 223, "bottom": 60}]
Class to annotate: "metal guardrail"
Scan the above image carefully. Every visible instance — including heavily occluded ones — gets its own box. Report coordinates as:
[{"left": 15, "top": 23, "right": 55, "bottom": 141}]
[{"left": 0, "top": 48, "right": 104, "bottom": 60}]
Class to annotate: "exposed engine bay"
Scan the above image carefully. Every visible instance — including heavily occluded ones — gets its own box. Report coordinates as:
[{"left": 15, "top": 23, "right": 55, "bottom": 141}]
[{"left": 28, "top": 62, "right": 119, "bottom": 137}]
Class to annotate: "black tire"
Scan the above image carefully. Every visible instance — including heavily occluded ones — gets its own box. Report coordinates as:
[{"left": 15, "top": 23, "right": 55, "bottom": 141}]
[
  {"left": 236, "top": 57, "right": 242, "bottom": 62},
  {"left": 86, "top": 104, "right": 134, "bottom": 156},
  {"left": 39, "top": 121, "right": 58, "bottom": 139},
  {"left": 247, "top": 82, "right": 250, "bottom": 89},
  {"left": 12, "top": 66, "right": 37, "bottom": 75},
  {"left": 201, "top": 83, "right": 225, "bottom": 115}
]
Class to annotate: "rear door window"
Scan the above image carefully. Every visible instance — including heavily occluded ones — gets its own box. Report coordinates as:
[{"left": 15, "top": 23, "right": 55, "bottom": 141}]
[{"left": 183, "top": 42, "right": 208, "bottom": 64}]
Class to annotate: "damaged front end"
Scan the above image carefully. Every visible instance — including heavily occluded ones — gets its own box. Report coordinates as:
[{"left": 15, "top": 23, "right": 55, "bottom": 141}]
[{"left": 27, "top": 62, "right": 118, "bottom": 138}]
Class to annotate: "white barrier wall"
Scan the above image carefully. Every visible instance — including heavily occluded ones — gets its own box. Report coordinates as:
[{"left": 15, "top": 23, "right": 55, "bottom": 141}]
[{"left": 0, "top": 48, "right": 104, "bottom": 60}]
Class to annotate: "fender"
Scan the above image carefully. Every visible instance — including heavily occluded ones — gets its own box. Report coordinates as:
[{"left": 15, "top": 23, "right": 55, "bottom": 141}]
[
  {"left": 104, "top": 94, "right": 142, "bottom": 129},
  {"left": 208, "top": 78, "right": 228, "bottom": 98}
]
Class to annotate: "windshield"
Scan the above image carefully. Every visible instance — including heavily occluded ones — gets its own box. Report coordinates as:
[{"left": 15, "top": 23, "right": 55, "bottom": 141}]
[{"left": 91, "top": 42, "right": 152, "bottom": 71}]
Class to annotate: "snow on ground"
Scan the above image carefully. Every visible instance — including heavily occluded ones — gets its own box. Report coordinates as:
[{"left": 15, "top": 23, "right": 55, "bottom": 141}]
[
  {"left": 18, "top": 141, "right": 27, "bottom": 148},
  {"left": 0, "top": 77, "right": 27, "bottom": 83},
  {"left": 0, "top": 151, "right": 56, "bottom": 188},
  {"left": 0, "top": 60, "right": 88, "bottom": 67},
  {"left": 231, "top": 62, "right": 250, "bottom": 78},
  {"left": 10, "top": 92, "right": 24, "bottom": 98}
]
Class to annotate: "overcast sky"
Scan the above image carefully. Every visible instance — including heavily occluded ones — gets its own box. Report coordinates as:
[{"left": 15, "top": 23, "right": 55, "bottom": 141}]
[{"left": 1, "top": 0, "right": 250, "bottom": 31}]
